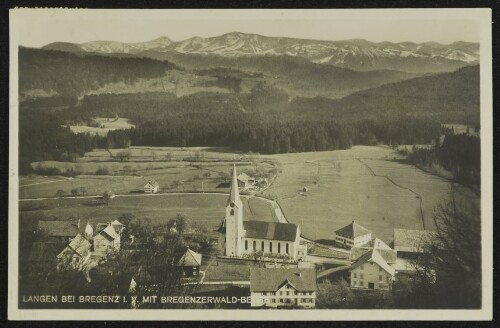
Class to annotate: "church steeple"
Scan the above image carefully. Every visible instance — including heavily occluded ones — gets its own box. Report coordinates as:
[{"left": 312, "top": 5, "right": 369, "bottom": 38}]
[{"left": 229, "top": 162, "right": 242, "bottom": 206}]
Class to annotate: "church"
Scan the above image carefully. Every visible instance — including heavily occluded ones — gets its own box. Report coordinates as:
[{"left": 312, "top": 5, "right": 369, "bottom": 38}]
[{"left": 221, "top": 164, "right": 305, "bottom": 261}]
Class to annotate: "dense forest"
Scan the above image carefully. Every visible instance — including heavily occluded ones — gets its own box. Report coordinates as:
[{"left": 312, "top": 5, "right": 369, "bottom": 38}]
[
  {"left": 403, "top": 134, "right": 481, "bottom": 192},
  {"left": 19, "top": 47, "right": 176, "bottom": 97}
]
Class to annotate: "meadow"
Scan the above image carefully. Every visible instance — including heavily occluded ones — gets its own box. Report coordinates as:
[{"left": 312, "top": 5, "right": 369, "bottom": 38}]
[
  {"left": 68, "top": 117, "right": 135, "bottom": 136},
  {"left": 264, "top": 146, "right": 475, "bottom": 243}
]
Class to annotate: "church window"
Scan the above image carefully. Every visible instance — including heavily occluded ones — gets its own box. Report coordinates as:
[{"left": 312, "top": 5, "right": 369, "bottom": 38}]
[
  {"left": 278, "top": 243, "right": 281, "bottom": 253},
  {"left": 253, "top": 240, "right": 256, "bottom": 250},
  {"left": 245, "top": 240, "right": 248, "bottom": 250},
  {"left": 270, "top": 242, "right": 273, "bottom": 252},
  {"left": 286, "top": 243, "right": 289, "bottom": 254},
  {"left": 261, "top": 241, "right": 264, "bottom": 251},
  {"left": 230, "top": 209, "right": 234, "bottom": 216}
]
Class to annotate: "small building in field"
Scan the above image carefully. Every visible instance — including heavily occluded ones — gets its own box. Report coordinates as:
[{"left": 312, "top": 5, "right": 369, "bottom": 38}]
[
  {"left": 250, "top": 268, "right": 317, "bottom": 308},
  {"left": 177, "top": 247, "right": 202, "bottom": 277},
  {"left": 237, "top": 172, "right": 255, "bottom": 188},
  {"left": 144, "top": 180, "right": 160, "bottom": 193},
  {"left": 334, "top": 220, "right": 372, "bottom": 249},
  {"left": 350, "top": 248, "right": 395, "bottom": 290},
  {"left": 57, "top": 234, "right": 92, "bottom": 271}
]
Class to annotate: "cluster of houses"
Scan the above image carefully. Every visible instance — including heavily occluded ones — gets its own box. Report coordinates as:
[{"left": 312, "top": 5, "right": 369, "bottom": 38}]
[
  {"left": 333, "top": 220, "right": 435, "bottom": 291},
  {"left": 29, "top": 219, "right": 125, "bottom": 274}
]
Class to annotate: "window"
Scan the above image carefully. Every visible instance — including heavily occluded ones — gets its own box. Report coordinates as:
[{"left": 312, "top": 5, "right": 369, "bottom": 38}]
[
  {"left": 253, "top": 240, "right": 256, "bottom": 250},
  {"left": 270, "top": 242, "right": 273, "bottom": 252},
  {"left": 245, "top": 240, "right": 248, "bottom": 250},
  {"left": 360, "top": 273, "right": 364, "bottom": 279},
  {"left": 360, "top": 281, "right": 364, "bottom": 287},
  {"left": 278, "top": 243, "right": 281, "bottom": 253},
  {"left": 230, "top": 209, "right": 234, "bottom": 216},
  {"left": 271, "top": 299, "right": 276, "bottom": 303},
  {"left": 379, "top": 267, "right": 382, "bottom": 272},
  {"left": 353, "top": 273, "right": 357, "bottom": 278},
  {"left": 271, "top": 292, "right": 276, "bottom": 296},
  {"left": 286, "top": 291, "right": 289, "bottom": 296},
  {"left": 286, "top": 243, "right": 289, "bottom": 254},
  {"left": 379, "top": 275, "right": 383, "bottom": 281},
  {"left": 261, "top": 241, "right": 264, "bottom": 251},
  {"left": 360, "top": 265, "right": 364, "bottom": 270}
]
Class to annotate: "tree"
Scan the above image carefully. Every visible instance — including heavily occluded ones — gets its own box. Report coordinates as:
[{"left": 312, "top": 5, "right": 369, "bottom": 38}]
[
  {"left": 174, "top": 214, "right": 189, "bottom": 236},
  {"left": 55, "top": 189, "right": 65, "bottom": 197},
  {"left": 402, "top": 189, "right": 481, "bottom": 309},
  {"left": 317, "top": 278, "right": 354, "bottom": 309},
  {"left": 79, "top": 187, "right": 87, "bottom": 196}
]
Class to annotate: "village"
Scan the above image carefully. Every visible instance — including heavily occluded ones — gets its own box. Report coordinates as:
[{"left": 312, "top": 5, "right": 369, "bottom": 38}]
[{"left": 25, "top": 161, "right": 437, "bottom": 309}]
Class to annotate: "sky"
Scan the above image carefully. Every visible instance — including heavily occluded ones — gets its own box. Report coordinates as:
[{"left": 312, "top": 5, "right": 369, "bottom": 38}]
[{"left": 11, "top": 9, "right": 481, "bottom": 47}]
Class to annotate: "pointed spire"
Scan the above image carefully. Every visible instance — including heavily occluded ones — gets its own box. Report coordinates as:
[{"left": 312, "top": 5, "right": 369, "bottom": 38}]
[{"left": 229, "top": 162, "right": 241, "bottom": 206}]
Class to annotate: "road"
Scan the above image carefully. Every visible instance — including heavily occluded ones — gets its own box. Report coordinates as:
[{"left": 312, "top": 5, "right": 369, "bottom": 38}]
[{"left": 316, "top": 265, "right": 350, "bottom": 279}]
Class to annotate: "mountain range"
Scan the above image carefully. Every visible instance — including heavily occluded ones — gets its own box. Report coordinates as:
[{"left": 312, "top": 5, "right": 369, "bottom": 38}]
[{"left": 42, "top": 32, "right": 479, "bottom": 73}]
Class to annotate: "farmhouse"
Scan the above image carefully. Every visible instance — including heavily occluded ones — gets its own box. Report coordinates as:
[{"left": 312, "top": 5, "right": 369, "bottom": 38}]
[
  {"left": 334, "top": 220, "right": 372, "bottom": 249},
  {"left": 237, "top": 172, "right": 255, "bottom": 188},
  {"left": 222, "top": 164, "right": 305, "bottom": 261},
  {"left": 177, "top": 247, "right": 202, "bottom": 277},
  {"left": 144, "top": 179, "right": 160, "bottom": 193},
  {"left": 57, "top": 234, "right": 92, "bottom": 271},
  {"left": 93, "top": 223, "right": 122, "bottom": 255},
  {"left": 350, "top": 247, "right": 396, "bottom": 290},
  {"left": 250, "top": 268, "right": 317, "bottom": 308},
  {"left": 393, "top": 228, "right": 436, "bottom": 273}
]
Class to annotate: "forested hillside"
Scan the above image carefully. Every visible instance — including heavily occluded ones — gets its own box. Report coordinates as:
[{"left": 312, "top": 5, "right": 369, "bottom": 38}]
[
  {"left": 19, "top": 47, "right": 176, "bottom": 98},
  {"left": 289, "top": 65, "right": 480, "bottom": 124}
]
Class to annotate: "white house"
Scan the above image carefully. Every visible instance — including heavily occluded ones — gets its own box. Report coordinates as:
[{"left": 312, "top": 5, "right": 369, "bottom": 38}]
[
  {"left": 350, "top": 247, "right": 396, "bottom": 290},
  {"left": 222, "top": 164, "right": 305, "bottom": 261},
  {"left": 93, "top": 223, "right": 122, "bottom": 255},
  {"left": 250, "top": 268, "right": 317, "bottom": 308},
  {"left": 334, "top": 220, "right": 372, "bottom": 249},
  {"left": 144, "top": 180, "right": 159, "bottom": 193},
  {"left": 237, "top": 172, "right": 255, "bottom": 188},
  {"left": 177, "top": 247, "right": 202, "bottom": 277}
]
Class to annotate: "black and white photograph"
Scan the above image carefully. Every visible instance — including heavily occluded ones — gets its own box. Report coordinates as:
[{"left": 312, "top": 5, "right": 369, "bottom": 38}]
[{"left": 8, "top": 8, "right": 493, "bottom": 321}]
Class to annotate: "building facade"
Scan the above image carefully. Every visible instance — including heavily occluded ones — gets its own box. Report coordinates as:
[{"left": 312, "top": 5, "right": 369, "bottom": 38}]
[
  {"left": 250, "top": 268, "right": 317, "bottom": 308},
  {"left": 350, "top": 248, "right": 395, "bottom": 290},
  {"left": 334, "top": 220, "right": 372, "bottom": 249},
  {"left": 144, "top": 180, "right": 159, "bottom": 193}
]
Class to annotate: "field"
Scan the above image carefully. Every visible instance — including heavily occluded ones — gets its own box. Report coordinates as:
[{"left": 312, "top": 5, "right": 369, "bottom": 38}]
[
  {"left": 24, "top": 146, "right": 273, "bottom": 199},
  {"left": 264, "top": 146, "right": 478, "bottom": 243},
  {"left": 68, "top": 117, "right": 135, "bottom": 136},
  {"left": 20, "top": 145, "right": 478, "bottom": 246},
  {"left": 19, "top": 193, "right": 277, "bottom": 233}
]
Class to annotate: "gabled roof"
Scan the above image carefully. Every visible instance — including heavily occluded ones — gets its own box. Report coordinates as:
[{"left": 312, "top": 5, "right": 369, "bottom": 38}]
[
  {"left": 394, "top": 229, "right": 436, "bottom": 253},
  {"left": 67, "top": 234, "right": 92, "bottom": 257},
  {"left": 250, "top": 268, "right": 317, "bottom": 292},
  {"left": 144, "top": 180, "right": 159, "bottom": 188},
  {"left": 350, "top": 246, "right": 397, "bottom": 264},
  {"left": 335, "top": 221, "right": 371, "bottom": 239},
  {"left": 95, "top": 224, "right": 119, "bottom": 241},
  {"left": 38, "top": 221, "right": 79, "bottom": 237},
  {"left": 177, "top": 248, "right": 202, "bottom": 267},
  {"left": 351, "top": 248, "right": 395, "bottom": 276},
  {"left": 243, "top": 221, "right": 298, "bottom": 242}
]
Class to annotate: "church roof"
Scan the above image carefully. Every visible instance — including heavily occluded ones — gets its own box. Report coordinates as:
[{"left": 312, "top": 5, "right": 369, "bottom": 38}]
[
  {"left": 243, "top": 221, "right": 298, "bottom": 242},
  {"left": 177, "top": 248, "right": 202, "bottom": 267},
  {"left": 335, "top": 221, "right": 371, "bottom": 239},
  {"left": 250, "top": 268, "right": 317, "bottom": 292}
]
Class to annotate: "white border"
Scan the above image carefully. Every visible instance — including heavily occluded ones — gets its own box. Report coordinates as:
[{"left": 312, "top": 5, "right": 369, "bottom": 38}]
[{"left": 8, "top": 8, "right": 493, "bottom": 321}]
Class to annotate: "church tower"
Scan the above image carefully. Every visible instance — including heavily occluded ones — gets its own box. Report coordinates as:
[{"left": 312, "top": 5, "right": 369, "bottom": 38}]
[{"left": 225, "top": 163, "right": 244, "bottom": 257}]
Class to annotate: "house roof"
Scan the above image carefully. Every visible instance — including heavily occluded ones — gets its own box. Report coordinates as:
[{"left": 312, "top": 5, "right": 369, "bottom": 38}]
[
  {"left": 335, "top": 221, "right": 371, "bottom": 239},
  {"left": 95, "top": 224, "right": 119, "bottom": 241},
  {"left": 394, "top": 229, "right": 436, "bottom": 253},
  {"left": 250, "top": 268, "right": 317, "bottom": 292},
  {"left": 237, "top": 172, "right": 250, "bottom": 182},
  {"left": 243, "top": 221, "right": 298, "bottom": 242},
  {"left": 145, "top": 180, "right": 159, "bottom": 188},
  {"left": 177, "top": 248, "right": 202, "bottom": 267},
  {"left": 351, "top": 248, "right": 395, "bottom": 276},
  {"left": 350, "top": 246, "right": 397, "bottom": 264},
  {"left": 38, "top": 221, "right": 79, "bottom": 237},
  {"left": 67, "top": 234, "right": 92, "bottom": 257}
]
